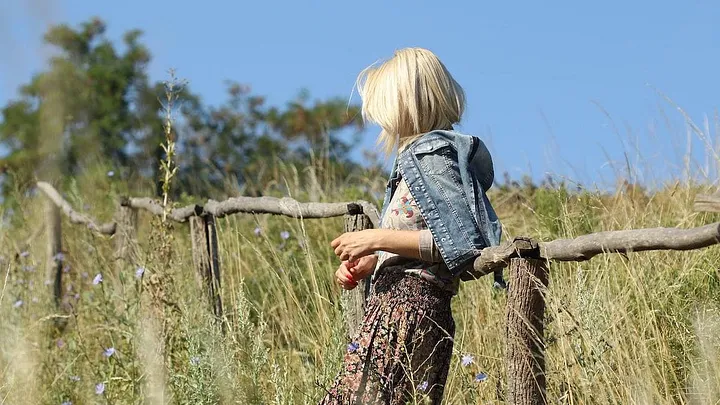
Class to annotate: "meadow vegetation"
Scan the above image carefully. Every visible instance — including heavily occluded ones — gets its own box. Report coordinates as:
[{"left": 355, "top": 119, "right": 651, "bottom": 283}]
[
  {"left": 2, "top": 17, "right": 720, "bottom": 405},
  {"left": 1, "top": 158, "right": 720, "bottom": 404}
]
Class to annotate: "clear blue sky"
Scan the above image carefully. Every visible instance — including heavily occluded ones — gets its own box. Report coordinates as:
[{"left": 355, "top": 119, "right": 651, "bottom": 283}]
[{"left": 2, "top": 0, "right": 719, "bottom": 187}]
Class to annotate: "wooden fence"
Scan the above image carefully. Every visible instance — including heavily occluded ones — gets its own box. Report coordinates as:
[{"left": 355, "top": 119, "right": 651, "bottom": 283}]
[{"left": 35, "top": 181, "right": 720, "bottom": 405}]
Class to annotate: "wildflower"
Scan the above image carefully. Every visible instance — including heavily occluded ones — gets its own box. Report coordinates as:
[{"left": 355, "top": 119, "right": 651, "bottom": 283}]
[
  {"left": 190, "top": 356, "right": 200, "bottom": 366},
  {"left": 418, "top": 381, "right": 428, "bottom": 392},
  {"left": 95, "top": 382, "right": 105, "bottom": 395},
  {"left": 19, "top": 251, "right": 29, "bottom": 258},
  {"left": 103, "top": 347, "right": 115, "bottom": 358},
  {"left": 347, "top": 342, "right": 360, "bottom": 353},
  {"left": 69, "top": 375, "right": 81, "bottom": 382},
  {"left": 461, "top": 354, "right": 474, "bottom": 367},
  {"left": 62, "top": 264, "right": 71, "bottom": 273},
  {"left": 53, "top": 252, "right": 65, "bottom": 262},
  {"left": 92, "top": 273, "right": 103, "bottom": 285},
  {"left": 23, "top": 265, "right": 35, "bottom": 272},
  {"left": 61, "top": 401, "right": 72, "bottom": 405},
  {"left": 280, "top": 230, "right": 290, "bottom": 240},
  {"left": 107, "top": 170, "right": 115, "bottom": 177},
  {"left": 253, "top": 227, "right": 262, "bottom": 236},
  {"left": 474, "top": 372, "right": 488, "bottom": 383},
  {"left": 135, "top": 267, "right": 145, "bottom": 279},
  {"left": 13, "top": 299, "right": 23, "bottom": 308},
  {"left": 57, "top": 339, "right": 65, "bottom": 348}
]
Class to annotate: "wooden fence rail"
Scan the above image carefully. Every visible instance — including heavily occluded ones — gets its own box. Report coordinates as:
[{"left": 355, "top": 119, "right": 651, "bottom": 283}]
[{"left": 33, "top": 181, "right": 720, "bottom": 405}]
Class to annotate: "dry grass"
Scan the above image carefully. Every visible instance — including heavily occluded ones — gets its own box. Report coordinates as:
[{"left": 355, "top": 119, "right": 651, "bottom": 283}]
[{"left": 1, "top": 165, "right": 719, "bottom": 404}]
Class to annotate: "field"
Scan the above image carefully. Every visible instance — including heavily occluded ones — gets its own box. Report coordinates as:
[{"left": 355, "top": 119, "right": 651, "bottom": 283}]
[{"left": 1, "top": 162, "right": 720, "bottom": 405}]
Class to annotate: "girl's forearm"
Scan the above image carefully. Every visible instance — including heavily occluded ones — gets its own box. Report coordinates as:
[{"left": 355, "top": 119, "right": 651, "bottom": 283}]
[{"left": 372, "top": 229, "right": 426, "bottom": 260}]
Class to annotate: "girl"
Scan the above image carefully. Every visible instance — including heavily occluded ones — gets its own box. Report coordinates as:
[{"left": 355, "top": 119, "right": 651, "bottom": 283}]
[{"left": 320, "top": 48, "right": 502, "bottom": 404}]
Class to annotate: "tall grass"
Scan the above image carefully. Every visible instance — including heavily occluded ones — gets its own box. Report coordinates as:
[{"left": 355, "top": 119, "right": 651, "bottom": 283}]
[{"left": 2, "top": 111, "right": 720, "bottom": 403}]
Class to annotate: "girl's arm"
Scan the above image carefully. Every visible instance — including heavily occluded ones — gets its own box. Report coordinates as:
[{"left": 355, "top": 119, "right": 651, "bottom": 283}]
[{"left": 331, "top": 229, "right": 442, "bottom": 263}]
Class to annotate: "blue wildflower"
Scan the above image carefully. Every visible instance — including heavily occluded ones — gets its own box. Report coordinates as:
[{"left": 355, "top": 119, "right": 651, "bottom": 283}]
[
  {"left": 461, "top": 354, "right": 474, "bottom": 367},
  {"left": 13, "top": 300, "right": 23, "bottom": 308},
  {"left": 19, "top": 251, "right": 29, "bottom": 258},
  {"left": 253, "top": 227, "right": 262, "bottom": 236},
  {"left": 280, "top": 230, "right": 290, "bottom": 240},
  {"left": 103, "top": 347, "right": 115, "bottom": 358},
  {"left": 474, "top": 372, "right": 488, "bottom": 382},
  {"left": 418, "top": 381, "right": 428, "bottom": 392},
  {"left": 61, "top": 401, "right": 72, "bottom": 405},
  {"left": 62, "top": 264, "right": 70, "bottom": 273},
  {"left": 53, "top": 252, "right": 65, "bottom": 262},
  {"left": 107, "top": 170, "right": 115, "bottom": 177},
  {"left": 135, "top": 267, "right": 145, "bottom": 279},
  {"left": 347, "top": 342, "right": 360, "bottom": 353},
  {"left": 95, "top": 382, "right": 105, "bottom": 395},
  {"left": 92, "top": 273, "right": 103, "bottom": 285}
]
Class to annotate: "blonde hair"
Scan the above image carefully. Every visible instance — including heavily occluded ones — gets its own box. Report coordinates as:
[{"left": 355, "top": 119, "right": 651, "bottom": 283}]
[{"left": 355, "top": 47, "right": 466, "bottom": 156}]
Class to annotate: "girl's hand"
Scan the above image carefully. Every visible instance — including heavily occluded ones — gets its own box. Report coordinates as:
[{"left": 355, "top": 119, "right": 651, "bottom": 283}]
[
  {"left": 335, "top": 262, "right": 358, "bottom": 290},
  {"left": 347, "top": 254, "right": 378, "bottom": 282},
  {"left": 331, "top": 229, "right": 383, "bottom": 262}
]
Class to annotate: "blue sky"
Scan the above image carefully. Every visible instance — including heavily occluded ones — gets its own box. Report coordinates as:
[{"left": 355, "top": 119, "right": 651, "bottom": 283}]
[{"left": 2, "top": 0, "right": 719, "bottom": 187}]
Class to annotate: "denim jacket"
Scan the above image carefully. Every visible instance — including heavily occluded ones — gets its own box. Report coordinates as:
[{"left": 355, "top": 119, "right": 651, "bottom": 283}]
[{"left": 379, "top": 130, "right": 502, "bottom": 279}]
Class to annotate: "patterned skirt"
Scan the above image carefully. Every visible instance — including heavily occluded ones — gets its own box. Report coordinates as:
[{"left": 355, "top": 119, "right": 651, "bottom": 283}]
[{"left": 319, "top": 269, "right": 455, "bottom": 404}]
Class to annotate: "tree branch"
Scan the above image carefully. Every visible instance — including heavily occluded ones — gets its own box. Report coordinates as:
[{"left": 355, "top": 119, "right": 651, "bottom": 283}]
[
  {"left": 36, "top": 182, "right": 116, "bottom": 235},
  {"left": 464, "top": 223, "right": 720, "bottom": 279},
  {"left": 694, "top": 194, "right": 720, "bottom": 213},
  {"left": 122, "top": 197, "right": 202, "bottom": 222},
  {"left": 123, "top": 195, "right": 380, "bottom": 227}
]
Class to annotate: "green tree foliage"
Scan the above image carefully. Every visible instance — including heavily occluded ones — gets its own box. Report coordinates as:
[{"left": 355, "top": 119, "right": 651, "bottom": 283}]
[{"left": 0, "top": 18, "right": 364, "bottom": 202}]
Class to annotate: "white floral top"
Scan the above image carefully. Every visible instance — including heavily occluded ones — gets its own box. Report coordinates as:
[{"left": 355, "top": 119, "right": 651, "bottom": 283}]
[{"left": 374, "top": 179, "right": 460, "bottom": 294}]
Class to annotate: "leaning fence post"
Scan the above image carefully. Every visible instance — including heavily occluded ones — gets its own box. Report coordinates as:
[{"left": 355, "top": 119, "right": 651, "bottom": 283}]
[
  {"left": 190, "top": 214, "right": 224, "bottom": 328},
  {"left": 114, "top": 200, "right": 138, "bottom": 273},
  {"left": 505, "top": 237, "right": 549, "bottom": 405},
  {"left": 44, "top": 196, "right": 63, "bottom": 309},
  {"left": 341, "top": 203, "right": 373, "bottom": 339}
]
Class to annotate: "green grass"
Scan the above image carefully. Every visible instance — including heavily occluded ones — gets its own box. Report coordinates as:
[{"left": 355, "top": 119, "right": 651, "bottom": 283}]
[{"left": 1, "top": 166, "right": 720, "bottom": 404}]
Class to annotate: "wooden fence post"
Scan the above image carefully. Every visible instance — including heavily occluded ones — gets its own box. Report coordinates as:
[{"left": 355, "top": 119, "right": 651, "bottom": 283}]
[
  {"left": 45, "top": 196, "right": 63, "bottom": 309},
  {"left": 190, "top": 215, "right": 224, "bottom": 328},
  {"left": 114, "top": 203, "right": 138, "bottom": 273},
  {"left": 342, "top": 203, "right": 373, "bottom": 339},
  {"left": 505, "top": 238, "right": 548, "bottom": 405}
]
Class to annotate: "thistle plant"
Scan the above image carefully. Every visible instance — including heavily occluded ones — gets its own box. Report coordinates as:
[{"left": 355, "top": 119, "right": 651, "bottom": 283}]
[{"left": 160, "top": 69, "right": 185, "bottom": 220}]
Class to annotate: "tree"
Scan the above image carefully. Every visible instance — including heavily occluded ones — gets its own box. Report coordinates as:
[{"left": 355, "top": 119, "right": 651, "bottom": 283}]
[{"left": 0, "top": 18, "right": 365, "bottom": 203}]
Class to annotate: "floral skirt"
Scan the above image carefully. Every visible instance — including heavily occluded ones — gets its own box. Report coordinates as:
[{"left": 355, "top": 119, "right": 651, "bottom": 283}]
[{"left": 319, "top": 269, "right": 455, "bottom": 405}]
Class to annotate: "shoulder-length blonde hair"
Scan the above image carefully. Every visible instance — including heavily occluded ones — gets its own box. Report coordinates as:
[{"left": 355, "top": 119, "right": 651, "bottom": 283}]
[{"left": 355, "top": 47, "right": 466, "bottom": 156}]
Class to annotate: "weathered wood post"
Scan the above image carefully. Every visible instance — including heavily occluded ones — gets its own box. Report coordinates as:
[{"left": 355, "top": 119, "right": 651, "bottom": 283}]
[
  {"left": 44, "top": 196, "right": 63, "bottom": 308},
  {"left": 114, "top": 199, "right": 138, "bottom": 273},
  {"left": 190, "top": 214, "right": 224, "bottom": 327},
  {"left": 505, "top": 238, "right": 548, "bottom": 405},
  {"left": 342, "top": 203, "right": 373, "bottom": 338}
]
